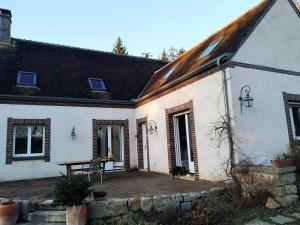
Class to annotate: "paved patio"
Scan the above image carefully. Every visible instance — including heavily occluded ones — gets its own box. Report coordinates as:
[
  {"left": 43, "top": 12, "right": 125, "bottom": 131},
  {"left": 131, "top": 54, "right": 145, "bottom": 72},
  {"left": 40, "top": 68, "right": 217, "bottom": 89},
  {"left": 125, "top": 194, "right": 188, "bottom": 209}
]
[{"left": 0, "top": 172, "right": 220, "bottom": 201}]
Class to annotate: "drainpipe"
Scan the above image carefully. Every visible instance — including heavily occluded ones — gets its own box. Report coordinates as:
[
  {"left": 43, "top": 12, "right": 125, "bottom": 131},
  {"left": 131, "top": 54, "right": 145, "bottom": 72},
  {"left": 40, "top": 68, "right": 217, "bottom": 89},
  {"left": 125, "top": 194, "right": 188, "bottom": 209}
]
[{"left": 216, "top": 54, "right": 235, "bottom": 169}]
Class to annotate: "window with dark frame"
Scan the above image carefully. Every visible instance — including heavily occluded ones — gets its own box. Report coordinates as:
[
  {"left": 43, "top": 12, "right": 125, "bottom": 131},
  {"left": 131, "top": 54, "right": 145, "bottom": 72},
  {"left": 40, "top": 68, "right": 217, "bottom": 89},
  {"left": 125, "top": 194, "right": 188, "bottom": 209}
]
[
  {"left": 88, "top": 78, "right": 107, "bottom": 91},
  {"left": 13, "top": 125, "right": 45, "bottom": 157},
  {"left": 290, "top": 106, "right": 300, "bottom": 138},
  {"left": 17, "top": 71, "right": 37, "bottom": 86}
]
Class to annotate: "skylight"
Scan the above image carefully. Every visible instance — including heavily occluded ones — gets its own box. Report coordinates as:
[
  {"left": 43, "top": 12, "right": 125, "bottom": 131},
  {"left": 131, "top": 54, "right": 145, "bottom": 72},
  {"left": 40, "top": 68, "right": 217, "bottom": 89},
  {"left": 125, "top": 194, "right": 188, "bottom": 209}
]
[
  {"left": 88, "top": 78, "right": 107, "bottom": 91},
  {"left": 164, "top": 66, "right": 177, "bottom": 79},
  {"left": 196, "top": 37, "right": 223, "bottom": 62},
  {"left": 17, "top": 71, "right": 37, "bottom": 86}
]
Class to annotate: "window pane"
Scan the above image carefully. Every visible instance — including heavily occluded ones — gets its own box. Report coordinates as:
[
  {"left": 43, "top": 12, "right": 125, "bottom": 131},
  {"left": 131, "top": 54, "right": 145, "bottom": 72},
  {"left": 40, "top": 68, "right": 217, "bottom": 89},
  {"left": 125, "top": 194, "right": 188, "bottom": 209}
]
[
  {"left": 15, "top": 126, "right": 28, "bottom": 154},
  {"left": 17, "top": 72, "right": 36, "bottom": 85},
  {"left": 96, "top": 125, "right": 108, "bottom": 158},
  {"left": 111, "top": 125, "right": 122, "bottom": 161},
  {"left": 89, "top": 79, "right": 106, "bottom": 91},
  {"left": 31, "top": 126, "right": 44, "bottom": 154},
  {"left": 292, "top": 107, "right": 300, "bottom": 137}
]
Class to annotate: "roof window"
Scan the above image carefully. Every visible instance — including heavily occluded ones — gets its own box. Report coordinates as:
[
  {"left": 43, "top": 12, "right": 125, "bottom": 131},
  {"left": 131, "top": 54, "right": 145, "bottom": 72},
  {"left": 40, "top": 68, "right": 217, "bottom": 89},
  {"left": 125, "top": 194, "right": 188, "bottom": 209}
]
[
  {"left": 164, "top": 66, "right": 177, "bottom": 79},
  {"left": 196, "top": 37, "right": 223, "bottom": 61},
  {"left": 17, "top": 71, "right": 37, "bottom": 86},
  {"left": 88, "top": 78, "right": 107, "bottom": 91}
]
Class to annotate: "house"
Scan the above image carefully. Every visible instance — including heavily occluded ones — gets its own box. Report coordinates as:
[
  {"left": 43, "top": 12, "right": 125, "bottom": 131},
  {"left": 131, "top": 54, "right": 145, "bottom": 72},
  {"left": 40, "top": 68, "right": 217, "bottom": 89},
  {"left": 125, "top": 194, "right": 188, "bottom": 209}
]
[{"left": 1, "top": 0, "right": 300, "bottom": 182}]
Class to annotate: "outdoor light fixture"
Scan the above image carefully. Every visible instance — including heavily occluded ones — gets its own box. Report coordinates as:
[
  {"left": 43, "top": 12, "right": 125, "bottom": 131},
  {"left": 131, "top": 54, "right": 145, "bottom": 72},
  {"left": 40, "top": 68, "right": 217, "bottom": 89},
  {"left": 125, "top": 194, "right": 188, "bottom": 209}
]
[
  {"left": 148, "top": 120, "right": 158, "bottom": 135},
  {"left": 239, "top": 85, "right": 254, "bottom": 113},
  {"left": 71, "top": 126, "right": 76, "bottom": 140}
]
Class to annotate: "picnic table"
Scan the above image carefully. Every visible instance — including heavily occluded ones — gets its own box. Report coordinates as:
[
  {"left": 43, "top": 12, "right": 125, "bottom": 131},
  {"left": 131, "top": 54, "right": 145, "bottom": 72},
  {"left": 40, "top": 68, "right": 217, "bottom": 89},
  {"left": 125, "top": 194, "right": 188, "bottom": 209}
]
[{"left": 57, "top": 159, "right": 115, "bottom": 176}]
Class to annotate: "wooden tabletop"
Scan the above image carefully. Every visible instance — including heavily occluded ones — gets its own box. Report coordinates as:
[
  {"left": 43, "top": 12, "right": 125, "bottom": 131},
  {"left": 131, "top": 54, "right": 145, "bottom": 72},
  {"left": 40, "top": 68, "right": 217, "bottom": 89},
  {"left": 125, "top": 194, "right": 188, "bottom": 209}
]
[{"left": 57, "top": 158, "right": 115, "bottom": 166}]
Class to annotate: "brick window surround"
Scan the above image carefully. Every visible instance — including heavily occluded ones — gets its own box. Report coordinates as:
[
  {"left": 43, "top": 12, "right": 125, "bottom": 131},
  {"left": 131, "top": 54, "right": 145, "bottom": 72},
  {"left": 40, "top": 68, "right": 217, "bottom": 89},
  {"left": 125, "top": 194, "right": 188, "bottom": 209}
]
[
  {"left": 283, "top": 92, "right": 300, "bottom": 145},
  {"left": 165, "top": 100, "right": 199, "bottom": 181},
  {"left": 92, "top": 119, "right": 130, "bottom": 170},
  {"left": 6, "top": 118, "right": 51, "bottom": 164},
  {"left": 136, "top": 117, "right": 150, "bottom": 171}
]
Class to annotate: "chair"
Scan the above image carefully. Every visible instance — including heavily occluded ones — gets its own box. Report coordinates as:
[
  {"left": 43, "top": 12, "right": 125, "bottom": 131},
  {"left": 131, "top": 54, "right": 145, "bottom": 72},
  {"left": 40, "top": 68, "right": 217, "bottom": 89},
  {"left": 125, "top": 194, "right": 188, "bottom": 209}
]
[
  {"left": 112, "top": 160, "right": 125, "bottom": 171},
  {"left": 86, "top": 159, "right": 103, "bottom": 183}
]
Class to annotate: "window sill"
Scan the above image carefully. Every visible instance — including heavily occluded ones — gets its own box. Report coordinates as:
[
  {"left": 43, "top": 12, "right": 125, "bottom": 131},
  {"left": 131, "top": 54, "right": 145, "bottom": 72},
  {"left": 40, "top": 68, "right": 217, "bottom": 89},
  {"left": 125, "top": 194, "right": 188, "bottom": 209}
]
[{"left": 12, "top": 156, "right": 46, "bottom": 161}]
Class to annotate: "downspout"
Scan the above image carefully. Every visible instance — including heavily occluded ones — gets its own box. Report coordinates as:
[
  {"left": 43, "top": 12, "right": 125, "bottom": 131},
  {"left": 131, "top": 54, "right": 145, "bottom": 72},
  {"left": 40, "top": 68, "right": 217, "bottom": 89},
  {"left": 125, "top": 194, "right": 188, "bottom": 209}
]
[{"left": 216, "top": 54, "right": 236, "bottom": 169}]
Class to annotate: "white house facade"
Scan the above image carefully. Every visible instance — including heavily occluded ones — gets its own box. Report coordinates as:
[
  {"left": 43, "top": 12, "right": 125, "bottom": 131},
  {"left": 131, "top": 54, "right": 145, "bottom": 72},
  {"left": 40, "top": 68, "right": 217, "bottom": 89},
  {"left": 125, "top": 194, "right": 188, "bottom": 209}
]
[{"left": 1, "top": 0, "right": 300, "bottom": 182}]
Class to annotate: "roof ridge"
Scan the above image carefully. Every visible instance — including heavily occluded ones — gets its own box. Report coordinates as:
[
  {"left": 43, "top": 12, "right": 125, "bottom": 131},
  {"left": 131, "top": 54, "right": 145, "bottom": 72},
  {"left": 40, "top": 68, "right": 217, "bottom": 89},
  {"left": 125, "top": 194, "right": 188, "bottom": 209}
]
[
  {"left": 151, "top": 0, "right": 274, "bottom": 75},
  {"left": 11, "top": 37, "right": 165, "bottom": 63}
]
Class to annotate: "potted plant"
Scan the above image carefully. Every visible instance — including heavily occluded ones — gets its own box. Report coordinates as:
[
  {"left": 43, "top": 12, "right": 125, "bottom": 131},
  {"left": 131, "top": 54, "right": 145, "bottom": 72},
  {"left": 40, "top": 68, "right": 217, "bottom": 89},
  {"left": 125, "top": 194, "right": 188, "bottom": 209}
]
[
  {"left": 53, "top": 175, "right": 92, "bottom": 225},
  {"left": 0, "top": 199, "right": 19, "bottom": 225},
  {"left": 272, "top": 153, "right": 293, "bottom": 168}
]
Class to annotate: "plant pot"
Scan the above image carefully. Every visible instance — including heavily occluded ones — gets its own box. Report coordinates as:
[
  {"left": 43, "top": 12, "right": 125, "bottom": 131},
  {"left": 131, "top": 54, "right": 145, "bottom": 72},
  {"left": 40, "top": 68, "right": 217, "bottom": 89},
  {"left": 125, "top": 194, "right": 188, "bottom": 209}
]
[
  {"left": 66, "top": 204, "right": 87, "bottom": 225},
  {"left": 0, "top": 202, "right": 19, "bottom": 225},
  {"left": 272, "top": 159, "right": 293, "bottom": 168},
  {"left": 93, "top": 191, "right": 107, "bottom": 201}
]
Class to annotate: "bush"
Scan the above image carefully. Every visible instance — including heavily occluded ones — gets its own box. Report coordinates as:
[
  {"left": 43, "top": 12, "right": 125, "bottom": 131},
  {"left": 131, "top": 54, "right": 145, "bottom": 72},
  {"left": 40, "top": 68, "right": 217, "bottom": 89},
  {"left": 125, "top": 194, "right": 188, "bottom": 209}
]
[
  {"left": 113, "top": 217, "right": 159, "bottom": 225},
  {"left": 53, "top": 175, "right": 92, "bottom": 206},
  {"left": 179, "top": 201, "right": 220, "bottom": 225},
  {"left": 289, "top": 141, "right": 300, "bottom": 173}
]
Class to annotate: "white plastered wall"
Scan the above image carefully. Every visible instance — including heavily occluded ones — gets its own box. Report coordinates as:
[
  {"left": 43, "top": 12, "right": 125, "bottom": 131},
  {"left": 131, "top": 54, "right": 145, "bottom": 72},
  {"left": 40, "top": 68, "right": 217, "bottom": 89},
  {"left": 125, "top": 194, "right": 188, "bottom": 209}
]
[
  {"left": 230, "top": 0, "right": 300, "bottom": 163},
  {"left": 0, "top": 104, "right": 136, "bottom": 181},
  {"left": 136, "top": 70, "right": 232, "bottom": 181}
]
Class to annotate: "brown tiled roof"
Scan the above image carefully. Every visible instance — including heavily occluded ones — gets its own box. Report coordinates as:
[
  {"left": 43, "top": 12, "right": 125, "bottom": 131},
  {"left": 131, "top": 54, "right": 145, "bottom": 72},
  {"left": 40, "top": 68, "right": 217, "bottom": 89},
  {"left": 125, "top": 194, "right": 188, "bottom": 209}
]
[
  {"left": 0, "top": 38, "right": 166, "bottom": 101},
  {"left": 138, "top": 0, "right": 275, "bottom": 99}
]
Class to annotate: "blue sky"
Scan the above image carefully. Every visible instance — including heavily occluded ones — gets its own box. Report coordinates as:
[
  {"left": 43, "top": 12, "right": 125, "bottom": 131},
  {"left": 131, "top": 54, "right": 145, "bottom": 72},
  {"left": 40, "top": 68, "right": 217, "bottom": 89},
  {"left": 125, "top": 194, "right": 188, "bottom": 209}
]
[{"left": 1, "top": 0, "right": 261, "bottom": 58}]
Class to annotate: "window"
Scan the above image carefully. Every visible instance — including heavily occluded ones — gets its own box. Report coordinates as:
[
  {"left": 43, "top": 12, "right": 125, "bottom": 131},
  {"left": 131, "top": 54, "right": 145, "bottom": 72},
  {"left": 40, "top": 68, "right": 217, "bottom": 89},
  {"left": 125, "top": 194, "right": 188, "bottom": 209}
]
[
  {"left": 164, "top": 66, "right": 177, "bottom": 79},
  {"left": 88, "top": 78, "right": 107, "bottom": 91},
  {"left": 196, "top": 37, "right": 223, "bottom": 62},
  {"left": 17, "top": 71, "right": 37, "bottom": 86},
  {"left": 13, "top": 125, "right": 45, "bottom": 157},
  {"left": 96, "top": 125, "right": 124, "bottom": 161}
]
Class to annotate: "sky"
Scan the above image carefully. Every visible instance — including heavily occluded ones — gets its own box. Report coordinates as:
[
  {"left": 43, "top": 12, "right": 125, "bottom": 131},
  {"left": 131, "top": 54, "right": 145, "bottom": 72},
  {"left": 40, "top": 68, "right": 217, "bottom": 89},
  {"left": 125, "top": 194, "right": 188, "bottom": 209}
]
[{"left": 1, "top": 0, "right": 262, "bottom": 58}]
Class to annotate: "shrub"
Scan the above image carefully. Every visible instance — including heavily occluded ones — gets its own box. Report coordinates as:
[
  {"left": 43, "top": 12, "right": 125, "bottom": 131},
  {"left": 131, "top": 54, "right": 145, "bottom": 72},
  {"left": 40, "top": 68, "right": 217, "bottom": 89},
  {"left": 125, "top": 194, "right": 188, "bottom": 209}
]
[
  {"left": 53, "top": 175, "right": 92, "bottom": 206},
  {"left": 179, "top": 201, "right": 220, "bottom": 225},
  {"left": 115, "top": 217, "right": 159, "bottom": 225}
]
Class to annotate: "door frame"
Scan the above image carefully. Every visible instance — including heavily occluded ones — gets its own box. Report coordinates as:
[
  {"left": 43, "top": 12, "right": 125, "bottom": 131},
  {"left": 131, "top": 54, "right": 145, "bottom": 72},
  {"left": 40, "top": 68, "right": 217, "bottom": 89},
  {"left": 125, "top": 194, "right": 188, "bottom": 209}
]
[
  {"left": 136, "top": 117, "right": 150, "bottom": 171},
  {"left": 173, "top": 111, "right": 194, "bottom": 173},
  {"left": 92, "top": 119, "right": 130, "bottom": 171},
  {"left": 165, "top": 100, "right": 199, "bottom": 181}
]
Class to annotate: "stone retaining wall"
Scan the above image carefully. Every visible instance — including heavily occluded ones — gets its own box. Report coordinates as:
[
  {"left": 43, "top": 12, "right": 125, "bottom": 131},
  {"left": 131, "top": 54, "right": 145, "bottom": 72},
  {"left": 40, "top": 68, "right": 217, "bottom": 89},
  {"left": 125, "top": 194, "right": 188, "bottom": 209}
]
[
  {"left": 233, "top": 166, "right": 298, "bottom": 207},
  {"left": 87, "top": 187, "right": 226, "bottom": 224}
]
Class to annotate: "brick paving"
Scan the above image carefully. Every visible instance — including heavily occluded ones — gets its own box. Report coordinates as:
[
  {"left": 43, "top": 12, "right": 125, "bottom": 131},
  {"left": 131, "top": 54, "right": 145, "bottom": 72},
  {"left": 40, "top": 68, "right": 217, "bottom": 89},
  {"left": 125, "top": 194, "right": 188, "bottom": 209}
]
[{"left": 0, "top": 172, "right": 219, "bottom": 201}]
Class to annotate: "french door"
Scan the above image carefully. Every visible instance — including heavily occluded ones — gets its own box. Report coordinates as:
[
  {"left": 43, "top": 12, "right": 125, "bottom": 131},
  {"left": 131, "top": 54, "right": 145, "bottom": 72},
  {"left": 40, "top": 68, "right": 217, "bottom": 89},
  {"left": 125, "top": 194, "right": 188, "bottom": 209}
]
[
  {"left": 96, "top": 125, "right": 124, "bottom": 162},
  {"left": 173, "top": 112, "right": 194, "bottom": 174}
]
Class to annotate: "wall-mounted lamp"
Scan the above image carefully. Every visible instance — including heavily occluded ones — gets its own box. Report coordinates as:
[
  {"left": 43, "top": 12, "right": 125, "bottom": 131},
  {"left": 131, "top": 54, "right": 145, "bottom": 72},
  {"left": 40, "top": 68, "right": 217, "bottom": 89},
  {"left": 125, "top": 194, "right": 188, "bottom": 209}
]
[
  {"left": 148, "top": 120, "right": 158, "bottom": 135},
  {"left": 239, "top": 85, "right": 254, "bottom": 113},
  {"left": 71, "top": 126, "right": 76, "bottom": 140}
]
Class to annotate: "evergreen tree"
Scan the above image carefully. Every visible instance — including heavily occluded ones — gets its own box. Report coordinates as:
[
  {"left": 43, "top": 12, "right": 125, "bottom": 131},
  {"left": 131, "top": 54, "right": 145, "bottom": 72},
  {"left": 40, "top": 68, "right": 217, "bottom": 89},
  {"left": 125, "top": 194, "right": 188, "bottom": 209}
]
[
  {"left": 142, "top": 52, "right": 152, "bottom": 58},
  {"left": 160, "top": 49, "right": 169, "bottom": 62},
  {"left": 168, "top": 46, "right": 178, "bottom": 61},
  {"left": 113, "top": 37, "right": 128, "bottom": 55}
]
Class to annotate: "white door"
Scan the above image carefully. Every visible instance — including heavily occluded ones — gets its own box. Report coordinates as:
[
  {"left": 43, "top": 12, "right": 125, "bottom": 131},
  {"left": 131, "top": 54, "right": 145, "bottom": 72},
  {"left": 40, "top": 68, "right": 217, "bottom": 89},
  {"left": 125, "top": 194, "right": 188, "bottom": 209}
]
[
  {"left": 142, "top": 123, "right": 148, "bottom": 170},
  {"left": 173, "top": 113, "right": 194, "bottom": 174},
  {"left": 96, "top": 125, "right": 124, "bottom": 170},
  {"left": 184, "top": 114, "right": 194, "bottom": 174}
]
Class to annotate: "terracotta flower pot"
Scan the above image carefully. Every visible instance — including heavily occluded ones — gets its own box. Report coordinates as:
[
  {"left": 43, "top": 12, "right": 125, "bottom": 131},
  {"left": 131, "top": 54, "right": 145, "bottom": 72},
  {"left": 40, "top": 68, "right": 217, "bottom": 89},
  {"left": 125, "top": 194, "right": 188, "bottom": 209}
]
[
  {"left": 66, "top": 204, "right": 87, "bottom": 225},
  {"left": 272, "top": 159, "right": 293, "bottom": 168},
  {"left": 0, "top": 202, "right": 19, "bottom": 225}
]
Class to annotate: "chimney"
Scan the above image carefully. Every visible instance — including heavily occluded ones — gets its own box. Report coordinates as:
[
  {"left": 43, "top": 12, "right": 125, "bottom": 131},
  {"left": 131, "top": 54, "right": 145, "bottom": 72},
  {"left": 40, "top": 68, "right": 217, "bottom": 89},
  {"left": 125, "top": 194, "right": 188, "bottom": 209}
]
[{"left": 0, "top": 8, "right": 11, "bottom": 42}]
